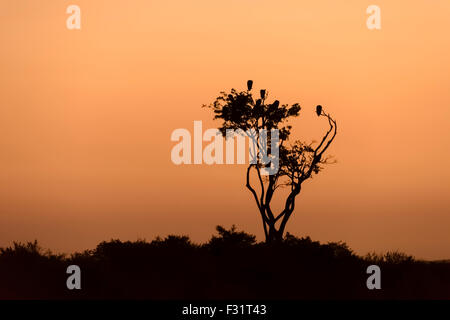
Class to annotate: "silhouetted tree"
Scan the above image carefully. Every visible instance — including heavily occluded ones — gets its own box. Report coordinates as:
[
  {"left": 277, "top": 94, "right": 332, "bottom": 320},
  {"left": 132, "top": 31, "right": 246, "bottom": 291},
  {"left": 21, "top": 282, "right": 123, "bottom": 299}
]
[{"left": 204, "top": 81, "right": 337, "bottom": 242}]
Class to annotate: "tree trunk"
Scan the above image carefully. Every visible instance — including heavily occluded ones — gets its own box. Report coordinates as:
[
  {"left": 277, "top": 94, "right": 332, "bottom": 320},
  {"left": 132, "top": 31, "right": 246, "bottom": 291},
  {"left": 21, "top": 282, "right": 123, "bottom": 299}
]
[{"left": 265, "top": 224, "right": 283, "bottom": 243}]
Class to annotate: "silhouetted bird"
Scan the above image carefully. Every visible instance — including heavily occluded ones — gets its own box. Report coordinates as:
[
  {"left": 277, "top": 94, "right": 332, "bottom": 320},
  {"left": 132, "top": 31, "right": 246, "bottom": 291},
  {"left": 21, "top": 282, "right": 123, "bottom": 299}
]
[
  {"left": 260, "top": 90, "right": 266, "bottom": 99},
  {"left": 316, "top": 105, "right": 322, "bottom": 116},
  {"left": 272, "top": 100, "right": 280, "bottom": 109},
  {"left": 247, "top": 80, "right": 253, "bottom": 91},
  {"left": 268, "top": 100, "right": 279, "bottom": 113}
]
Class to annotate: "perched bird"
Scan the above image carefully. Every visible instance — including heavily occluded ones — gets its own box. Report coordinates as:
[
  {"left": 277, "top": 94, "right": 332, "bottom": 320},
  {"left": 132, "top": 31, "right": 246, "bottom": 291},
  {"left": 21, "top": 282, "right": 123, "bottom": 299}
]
[
  {"left": 272, "top": 100, "right": 280, "bottom": 108},
  {"left": 268, "top": 100, "right": 279, "bottom": 112},
  {"left": 247, "top": 80, "right": 253, "bottom": 91},
  {"left": 316, "top": 105, "right": 322, "bottom": 116},
  {"left": 255, "top": 99, "right": 262, "bottom": 107},
  {"left": 260, "top": 89, "right": 266, "bottom": 99}
]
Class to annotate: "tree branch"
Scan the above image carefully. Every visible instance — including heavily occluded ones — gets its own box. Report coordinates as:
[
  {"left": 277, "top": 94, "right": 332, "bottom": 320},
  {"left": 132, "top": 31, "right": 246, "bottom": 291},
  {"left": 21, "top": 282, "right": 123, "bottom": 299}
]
[{"left": 246, "top": 164, "right": 270, "bottom": 224}]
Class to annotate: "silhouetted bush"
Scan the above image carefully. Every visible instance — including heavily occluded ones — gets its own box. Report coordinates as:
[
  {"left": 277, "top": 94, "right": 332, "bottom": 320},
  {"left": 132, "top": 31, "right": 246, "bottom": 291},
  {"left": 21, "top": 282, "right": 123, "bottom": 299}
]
[
  {"left": 0, "top": 228, "right": 449, "bottom": 299},
  {"left": 206, "top": 225, "right": 256, "bottom": 253},
  {"left": 364, "top": 251, "right": 415, "bottom": 265}
]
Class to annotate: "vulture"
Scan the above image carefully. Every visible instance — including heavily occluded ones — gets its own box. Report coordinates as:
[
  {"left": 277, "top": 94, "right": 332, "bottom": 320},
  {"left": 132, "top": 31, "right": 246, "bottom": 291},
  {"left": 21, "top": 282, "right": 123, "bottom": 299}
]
[
  {"left": 247, "top": 80, "right": 253, "bottom": 91},
  {"left": 316, "top": 105, "right": 322, "bottom": 116},
  {"left": 272, "top": 100, "right": 280, "bottom": 109},
  {"left": 260, "top": 89, "right": 266, "bottom": 99}
]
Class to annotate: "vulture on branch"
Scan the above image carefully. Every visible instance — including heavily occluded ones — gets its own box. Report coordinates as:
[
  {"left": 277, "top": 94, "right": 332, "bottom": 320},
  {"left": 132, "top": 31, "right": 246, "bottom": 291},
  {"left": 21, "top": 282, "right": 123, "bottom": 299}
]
[
  {"left": 316, "top": 105, "right": 322, "bottom": 116},
  {"left": 272, "top": 100, "right": 280, "bottom": 109},
  {"left": 247, "top": 80, "right": 253, "bottom": 91},
  {"left": 260, "top": 89, "right": 266, "bottom": 100}
]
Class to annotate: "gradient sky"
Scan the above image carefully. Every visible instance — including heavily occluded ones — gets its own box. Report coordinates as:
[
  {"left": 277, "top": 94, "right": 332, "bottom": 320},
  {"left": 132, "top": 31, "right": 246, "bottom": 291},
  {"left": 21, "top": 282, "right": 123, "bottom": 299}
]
[{"left": 1, "top": 0, "right": 450, "bottom": 259}]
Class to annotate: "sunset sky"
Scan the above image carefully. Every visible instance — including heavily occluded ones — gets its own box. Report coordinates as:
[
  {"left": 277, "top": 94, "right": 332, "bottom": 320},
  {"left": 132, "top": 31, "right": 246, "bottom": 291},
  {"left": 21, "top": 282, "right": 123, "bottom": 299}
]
[{"left": 1, "top": 0, "right": 450, "bottom": 260}]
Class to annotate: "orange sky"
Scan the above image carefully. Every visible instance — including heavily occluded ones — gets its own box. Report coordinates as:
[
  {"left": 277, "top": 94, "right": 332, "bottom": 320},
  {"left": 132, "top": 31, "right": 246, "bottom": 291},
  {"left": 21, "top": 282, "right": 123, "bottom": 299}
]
[{"left": 1, "top": 0, "right": 450, "bottom": 259}]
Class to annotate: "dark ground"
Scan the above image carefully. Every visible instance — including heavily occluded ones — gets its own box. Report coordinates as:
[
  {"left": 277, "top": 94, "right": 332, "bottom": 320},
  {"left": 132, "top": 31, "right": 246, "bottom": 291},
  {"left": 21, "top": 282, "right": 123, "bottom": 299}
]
[{"left": 1, "top": 226, "right": 449, "bottom": 300}]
